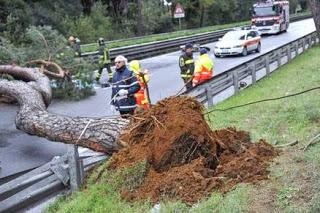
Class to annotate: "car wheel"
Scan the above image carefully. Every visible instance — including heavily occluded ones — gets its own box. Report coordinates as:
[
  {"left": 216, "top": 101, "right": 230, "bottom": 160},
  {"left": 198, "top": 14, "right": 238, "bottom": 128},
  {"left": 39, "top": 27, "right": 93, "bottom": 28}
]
[
  {"left": 256, "top": 43, "right": 261, "bottom": 53},
  {"left": 214, "top": 53, "right": 221, "bottom": 58},
  {"left": 242, "top": 47, "right": 248, "bottom": 56}
]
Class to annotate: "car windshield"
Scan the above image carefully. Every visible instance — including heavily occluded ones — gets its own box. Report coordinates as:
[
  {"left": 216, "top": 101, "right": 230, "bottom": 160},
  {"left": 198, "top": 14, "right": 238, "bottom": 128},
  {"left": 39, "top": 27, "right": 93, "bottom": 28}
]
[
  {"left": 254, "top": 6, "right": 277, "bottom": 16},
  {"left": 222, "top": 31, "right": 246, "bottom": 41}
]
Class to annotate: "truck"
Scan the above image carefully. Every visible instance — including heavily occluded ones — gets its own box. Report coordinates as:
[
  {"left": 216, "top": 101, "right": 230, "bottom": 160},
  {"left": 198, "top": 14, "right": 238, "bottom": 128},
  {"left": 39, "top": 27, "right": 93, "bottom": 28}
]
[{"left": 251, "top": 0, "right": 289, "bottom": 35}]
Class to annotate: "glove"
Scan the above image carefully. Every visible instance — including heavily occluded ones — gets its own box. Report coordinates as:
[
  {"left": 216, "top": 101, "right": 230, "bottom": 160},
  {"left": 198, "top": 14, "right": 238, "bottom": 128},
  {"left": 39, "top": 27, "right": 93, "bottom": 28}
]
[{"left": 118, "top": 89, "right": 128, "bottom": 96}]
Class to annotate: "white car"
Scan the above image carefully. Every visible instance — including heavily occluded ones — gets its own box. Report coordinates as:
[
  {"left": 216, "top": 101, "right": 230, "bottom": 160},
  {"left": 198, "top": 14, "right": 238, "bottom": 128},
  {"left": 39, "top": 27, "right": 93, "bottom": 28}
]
[{"left": 214, "top": 29, "right": 261, "bottom": 57}]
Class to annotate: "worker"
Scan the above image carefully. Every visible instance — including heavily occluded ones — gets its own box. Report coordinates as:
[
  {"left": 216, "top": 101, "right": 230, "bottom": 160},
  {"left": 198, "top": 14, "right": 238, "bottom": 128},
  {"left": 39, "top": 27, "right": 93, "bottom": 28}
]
[
  {"left": 192, "top": 48, "right": 213, "bottom": 87},
  {"left": 68, "top": 36, "right": 81, "bottom": 57},
  {"left": 97, "top": 38, "right": 113, "bottom": 84},
  {"left": 111, "top": 55, "right": 140, "bottom": 117},
  {"left": 129, "top": 60, "right": 151, "bottom": 109},
  {"left": 179, "top": 43, "right": 195, "bottom": 90}
]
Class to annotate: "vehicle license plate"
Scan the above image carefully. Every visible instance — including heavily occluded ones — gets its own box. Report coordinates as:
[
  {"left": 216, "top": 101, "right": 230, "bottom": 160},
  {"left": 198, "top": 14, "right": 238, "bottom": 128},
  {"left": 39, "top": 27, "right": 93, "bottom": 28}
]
[{"left": 221, "top": 49, "right": 229, "bottom": 53}]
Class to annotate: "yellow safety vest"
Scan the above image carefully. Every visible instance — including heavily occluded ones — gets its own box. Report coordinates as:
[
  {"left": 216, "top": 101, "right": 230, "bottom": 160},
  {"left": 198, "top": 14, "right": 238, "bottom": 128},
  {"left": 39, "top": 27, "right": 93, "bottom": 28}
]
[{"left": 195, "top": 54, "right": 213, "bottom": 73}]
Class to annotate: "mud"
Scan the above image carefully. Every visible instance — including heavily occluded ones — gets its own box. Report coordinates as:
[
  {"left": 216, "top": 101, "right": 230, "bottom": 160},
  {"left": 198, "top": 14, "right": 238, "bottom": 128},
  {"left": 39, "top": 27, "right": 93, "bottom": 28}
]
[{"left": 109, "top": 96, "right": 278, "bottom": 204}]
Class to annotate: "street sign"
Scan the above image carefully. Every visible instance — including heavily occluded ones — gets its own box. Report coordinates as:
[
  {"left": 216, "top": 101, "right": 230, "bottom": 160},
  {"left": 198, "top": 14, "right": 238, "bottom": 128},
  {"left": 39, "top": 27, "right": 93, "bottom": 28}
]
[{"left": 174, "top": 3, "right": 185, "bottom": 18}]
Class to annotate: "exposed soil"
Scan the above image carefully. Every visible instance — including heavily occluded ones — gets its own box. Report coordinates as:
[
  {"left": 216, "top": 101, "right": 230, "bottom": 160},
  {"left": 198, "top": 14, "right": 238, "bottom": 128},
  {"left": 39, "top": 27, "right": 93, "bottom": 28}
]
[{"left": 109, "top": 96, "right": 278, "bottom": 204}]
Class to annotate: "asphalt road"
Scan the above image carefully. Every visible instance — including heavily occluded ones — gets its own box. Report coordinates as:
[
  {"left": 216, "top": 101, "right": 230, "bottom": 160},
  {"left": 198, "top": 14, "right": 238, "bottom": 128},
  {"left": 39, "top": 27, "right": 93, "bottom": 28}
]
[{"left": 0, "top": 18, "right": 316, "bottom": 180}]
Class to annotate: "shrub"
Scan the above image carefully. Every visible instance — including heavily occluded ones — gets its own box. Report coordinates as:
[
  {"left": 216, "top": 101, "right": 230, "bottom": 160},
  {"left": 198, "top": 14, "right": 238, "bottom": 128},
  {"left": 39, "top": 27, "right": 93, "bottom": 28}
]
[{"left": 1, "top": 26, "right": 97, "bottom": 100}]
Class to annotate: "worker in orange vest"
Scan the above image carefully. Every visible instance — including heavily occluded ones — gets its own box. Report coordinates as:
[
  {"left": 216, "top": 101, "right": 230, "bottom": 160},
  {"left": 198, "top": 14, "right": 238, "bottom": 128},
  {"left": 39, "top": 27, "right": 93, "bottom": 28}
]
[
  {"left": 192, "top": 48, "right": 213, "bottom": 87},
  {"left": 129, "top": 60, "right": 151, "bottom": 109}
]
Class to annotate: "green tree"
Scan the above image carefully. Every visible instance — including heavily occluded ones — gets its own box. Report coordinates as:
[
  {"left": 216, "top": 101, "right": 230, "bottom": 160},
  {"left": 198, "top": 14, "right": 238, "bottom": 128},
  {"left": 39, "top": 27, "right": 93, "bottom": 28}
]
[
  {"left": 0, "top": 0, "right": 31, "bottom": 43},
  {"left": 63, "top": 2, "right": 114, "bottom": 43}
]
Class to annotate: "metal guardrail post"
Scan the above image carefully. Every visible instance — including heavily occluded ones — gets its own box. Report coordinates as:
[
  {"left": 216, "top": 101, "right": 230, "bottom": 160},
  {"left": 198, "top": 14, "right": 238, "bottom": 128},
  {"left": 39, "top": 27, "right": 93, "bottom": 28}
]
[
  {"left": 251, "top": 63, "right": 256, "bottom": 84},
  {"left": 67, "top": 145, "right": 84, "bottom": 192},
  {"left": 265, "top": 56, "right": 270, "bottom": 75},
  {"left": 305, "top": 37, "right": 309, "bottom": 49},
  {"left": 205, "top": 85, "right": 213, "bottom": 107},
  {"left": 277, "top": 50, "right": 282, "bottom": 68},
  {"left": 287, "top": 46, "right": 292, "bottom": 62},
  {"left": 294, "top": 42, "right": 299, "bottom": 57},
  {"left": 302, "top": 38, "right": 306, "bottom": 51},
  {"left": 232, "top": 71, "right": 239, "bottom": 94}
]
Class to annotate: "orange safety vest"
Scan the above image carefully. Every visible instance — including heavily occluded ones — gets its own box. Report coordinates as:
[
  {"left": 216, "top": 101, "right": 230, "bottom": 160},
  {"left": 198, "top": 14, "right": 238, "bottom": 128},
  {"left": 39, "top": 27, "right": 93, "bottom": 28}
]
[
  {"left": 192, "top": 54, "right": 214, "bottom": 86},
  {"left": 135, "top": 78, "right": 150, "bottom": 109},
  {"left": 129, "top": 60, "right": 150, "bottom": 109}
]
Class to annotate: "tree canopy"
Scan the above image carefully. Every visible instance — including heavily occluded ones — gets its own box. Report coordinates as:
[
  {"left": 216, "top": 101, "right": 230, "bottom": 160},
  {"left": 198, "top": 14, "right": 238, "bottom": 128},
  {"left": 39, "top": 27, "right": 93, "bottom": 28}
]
[{"left": 0, "top": 0, "right": 309, "bottom": 43}]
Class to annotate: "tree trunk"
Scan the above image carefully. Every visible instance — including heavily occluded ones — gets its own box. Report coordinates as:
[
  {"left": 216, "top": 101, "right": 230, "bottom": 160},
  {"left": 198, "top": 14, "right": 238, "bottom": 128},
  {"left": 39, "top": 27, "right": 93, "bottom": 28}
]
[
  {"left": 0, "top": 65, "right": 129, "bottom": 153},
  {"left": 81, "top": 0, "right": 93, "bottom": 15},
  {"left": 199, "top": 5, "right": 205, "bottom": 28},
  {"left": 309, "top": 0, "right": 320, "bottom": 38},
  {"left": 136, "top": 0, "right": 144, "bottom": 36}
]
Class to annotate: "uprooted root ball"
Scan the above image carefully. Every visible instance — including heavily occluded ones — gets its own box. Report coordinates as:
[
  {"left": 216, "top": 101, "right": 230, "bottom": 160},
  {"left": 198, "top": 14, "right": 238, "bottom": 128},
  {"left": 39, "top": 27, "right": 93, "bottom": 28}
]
[{"left": 108, "top": 96, "right": 278, "bottom": 204}]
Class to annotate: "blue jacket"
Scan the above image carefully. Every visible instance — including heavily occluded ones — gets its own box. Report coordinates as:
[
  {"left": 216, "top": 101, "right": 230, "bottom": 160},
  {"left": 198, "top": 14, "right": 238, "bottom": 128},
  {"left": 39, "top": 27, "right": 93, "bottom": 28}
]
[{"left": 111, "top": 66, "right": 140, "bottom": 112}]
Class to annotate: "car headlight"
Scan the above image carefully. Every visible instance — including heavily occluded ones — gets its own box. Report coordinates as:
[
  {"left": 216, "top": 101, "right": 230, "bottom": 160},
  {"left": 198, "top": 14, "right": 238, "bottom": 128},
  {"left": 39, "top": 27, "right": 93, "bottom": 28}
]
[{"left": 233, "top": 45, "right": 243, "bottom": 48}]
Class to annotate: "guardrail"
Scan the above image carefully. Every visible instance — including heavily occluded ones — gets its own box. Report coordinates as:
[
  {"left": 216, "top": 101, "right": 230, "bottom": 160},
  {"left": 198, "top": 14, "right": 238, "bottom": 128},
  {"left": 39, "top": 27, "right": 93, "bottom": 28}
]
[
  {"left": 184, "top": 31, "right": 319, "bottom": 107},
  {"left": 80, "top": 14, "right": 313, "bottom": 61},
  {"left": 0, "top": 145, "right": 107, "bottom": 212}
]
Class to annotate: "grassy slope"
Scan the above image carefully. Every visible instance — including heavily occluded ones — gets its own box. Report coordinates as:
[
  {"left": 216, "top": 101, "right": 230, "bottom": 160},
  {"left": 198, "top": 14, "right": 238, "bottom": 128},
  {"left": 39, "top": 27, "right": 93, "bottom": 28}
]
[
  {"left": 206, "top": 45, "right": 320, "bottom": 212},
  {"left": 47, "top": 45, "right": 320, "bottom": 212}
]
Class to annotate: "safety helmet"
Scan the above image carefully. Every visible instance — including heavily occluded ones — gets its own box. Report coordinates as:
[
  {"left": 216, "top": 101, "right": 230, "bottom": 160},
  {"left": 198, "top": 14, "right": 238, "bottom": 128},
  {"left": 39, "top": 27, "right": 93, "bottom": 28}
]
[
  {"left": 185, "top": 43, "right": 193, "bottom": 49},
  {"left": 199, "top": 48, "right": 207, "bottom": 55},
  {"left": 98, "top": 37, "right": 105, "bottom": 45},
  {"left": 129, "top": 60, "right": 140, "bottom": 74},
  {"left": 68, "top": 36, "right": 75, "bottom": 42}
]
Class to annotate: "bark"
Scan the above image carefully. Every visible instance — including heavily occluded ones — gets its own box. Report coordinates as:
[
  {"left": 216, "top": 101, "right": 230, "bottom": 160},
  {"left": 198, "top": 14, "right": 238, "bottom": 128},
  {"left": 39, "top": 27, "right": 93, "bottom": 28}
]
[
  {"left": 309, "top": 0, "right": 320, "bottom": 38},
  {"left": 136, "top": 0, "right": 144, "bottom": 36},
  {"left": 81, "top": 0, "right": 93, "bottom": 15},
  {"left": 111, "top": 0, "right": 129, "bottom": 17},
  {"left": 0, "top": 65, "right": 129, "bottom": 153},
  {"left": 26, "top": 60, "right": 69, "bottom": 80}
]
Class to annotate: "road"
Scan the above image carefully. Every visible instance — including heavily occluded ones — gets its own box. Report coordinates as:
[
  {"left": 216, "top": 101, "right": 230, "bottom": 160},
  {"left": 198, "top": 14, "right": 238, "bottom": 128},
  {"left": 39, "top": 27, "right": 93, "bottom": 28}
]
[{"left": 0, "top": 18, "right": 316, "bottom": 180}]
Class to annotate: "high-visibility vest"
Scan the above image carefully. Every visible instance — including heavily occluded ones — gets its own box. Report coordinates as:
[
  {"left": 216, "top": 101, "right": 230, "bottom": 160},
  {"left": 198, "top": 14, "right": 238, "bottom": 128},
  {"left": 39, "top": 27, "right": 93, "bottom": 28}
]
[
  {"left": 192, "top": 54, "right": 213, "bottom": 86},
  {"left": 129, "top": 60, "right": 150, "bottom": 109}
]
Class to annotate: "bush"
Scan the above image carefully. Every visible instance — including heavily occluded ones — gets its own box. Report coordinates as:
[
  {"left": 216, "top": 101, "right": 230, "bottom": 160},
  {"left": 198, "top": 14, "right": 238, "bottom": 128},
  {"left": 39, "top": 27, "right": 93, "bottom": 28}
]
[
  {"left": 0, "top": 26, "right": 97, "bottom": 100},
  {"left": 0, "top": 0, "right": 32, "bottom": 43},
  {"left": 62, "top": 2, "right": 113, "bottom": 43}
]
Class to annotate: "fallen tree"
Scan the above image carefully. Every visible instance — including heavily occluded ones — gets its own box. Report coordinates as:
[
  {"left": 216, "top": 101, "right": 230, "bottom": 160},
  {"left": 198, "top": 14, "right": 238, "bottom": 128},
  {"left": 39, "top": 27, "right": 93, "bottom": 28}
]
[{"left": 0, "top": 65, "right": 128, "bottom": 153}]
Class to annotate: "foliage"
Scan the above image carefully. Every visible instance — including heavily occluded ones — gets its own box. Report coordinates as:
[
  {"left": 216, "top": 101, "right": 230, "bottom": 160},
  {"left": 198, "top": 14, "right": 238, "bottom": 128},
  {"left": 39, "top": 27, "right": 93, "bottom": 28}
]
[
  {"left": 0, "top": 0, "right": 31, "bottom": 43},
  {"left": 61, "top": 2, "right": 115, "bottom": 43},
  {"left": 0, "top": 26, "right": 97, "bottom": 100},
  {"left": 139, "top": 0, "right": 175, "bottom": 34},
  {"left": 0, "top": 0, "right": 312, "bottom": 44}
]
